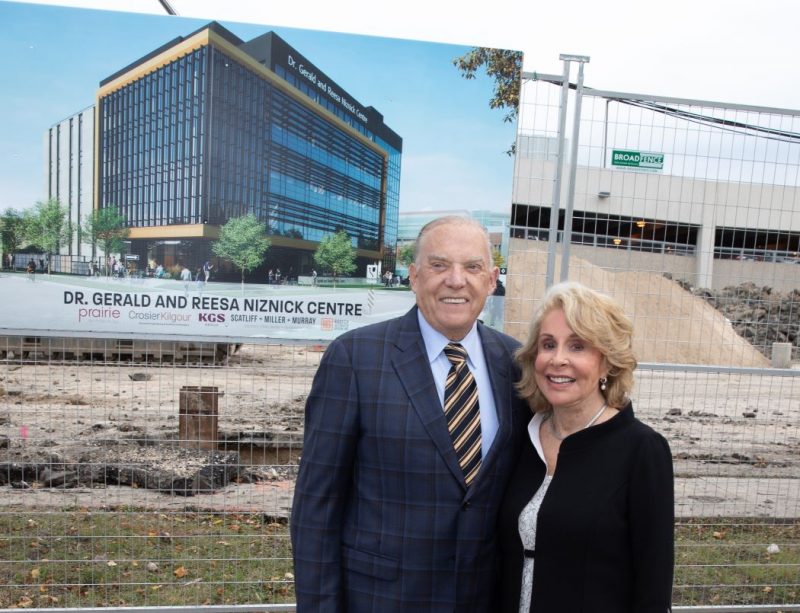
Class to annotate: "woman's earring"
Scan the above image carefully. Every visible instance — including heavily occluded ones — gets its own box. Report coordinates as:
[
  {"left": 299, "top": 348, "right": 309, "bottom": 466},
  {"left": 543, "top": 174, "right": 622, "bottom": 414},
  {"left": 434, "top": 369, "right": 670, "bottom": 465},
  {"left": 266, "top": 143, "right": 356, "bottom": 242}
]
[{"left": 600, "top": 377, "right": 608, "bottom": 391}]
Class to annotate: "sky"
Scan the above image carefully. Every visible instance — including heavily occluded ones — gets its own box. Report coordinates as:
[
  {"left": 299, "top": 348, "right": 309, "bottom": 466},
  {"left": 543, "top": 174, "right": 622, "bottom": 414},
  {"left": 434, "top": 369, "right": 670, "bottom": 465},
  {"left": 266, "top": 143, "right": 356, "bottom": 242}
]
[
  {"left": 13, "top": 0, "right": 798, "bottom": 109},
  {"left": 0, "top": 0, "right": 519, "bottom": 215},
  {"left": 3, "top": 0, "right": 799, "bottom": 216}
]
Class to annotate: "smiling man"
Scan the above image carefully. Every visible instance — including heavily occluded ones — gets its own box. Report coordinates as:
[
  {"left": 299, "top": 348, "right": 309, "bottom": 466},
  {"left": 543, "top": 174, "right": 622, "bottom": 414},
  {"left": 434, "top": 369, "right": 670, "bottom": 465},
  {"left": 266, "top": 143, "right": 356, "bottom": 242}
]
[{"left": 291, "top": 215, "right": 528, "bottom": 612}]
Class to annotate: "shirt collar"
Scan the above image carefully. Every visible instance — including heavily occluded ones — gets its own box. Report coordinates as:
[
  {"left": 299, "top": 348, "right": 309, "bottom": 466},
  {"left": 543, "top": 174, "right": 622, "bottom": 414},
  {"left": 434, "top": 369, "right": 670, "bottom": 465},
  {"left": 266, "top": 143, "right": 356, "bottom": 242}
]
[
  {"left": 417, "top": 309, "right": 480, "bottom": 366},
  {"left": 528, "top": 411, "right": 547, "bottom": 464}
]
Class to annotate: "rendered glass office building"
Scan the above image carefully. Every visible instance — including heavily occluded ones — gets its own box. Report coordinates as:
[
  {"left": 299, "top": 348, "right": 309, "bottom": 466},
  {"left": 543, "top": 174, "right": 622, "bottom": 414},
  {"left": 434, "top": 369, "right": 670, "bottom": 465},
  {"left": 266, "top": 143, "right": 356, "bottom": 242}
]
[{"left": 96, "top": 22, "right": 402, "bottom": 277}]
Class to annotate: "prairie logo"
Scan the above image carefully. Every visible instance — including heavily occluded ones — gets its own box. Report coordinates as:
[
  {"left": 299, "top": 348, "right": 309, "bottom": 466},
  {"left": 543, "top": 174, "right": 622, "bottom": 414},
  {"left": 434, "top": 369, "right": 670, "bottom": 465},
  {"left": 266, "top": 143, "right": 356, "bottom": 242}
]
[{"left": 78, "top": 307, "right": 120, "bottom": 322}]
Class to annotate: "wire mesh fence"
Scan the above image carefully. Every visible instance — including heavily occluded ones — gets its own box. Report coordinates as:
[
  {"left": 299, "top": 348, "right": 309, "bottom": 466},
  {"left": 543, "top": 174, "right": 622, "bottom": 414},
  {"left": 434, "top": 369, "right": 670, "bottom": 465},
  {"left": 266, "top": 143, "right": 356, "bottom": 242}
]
[
  {"left": 1, "top": 70, "right": 800, "bottom": 613},
  {"left": 0, "top": 337, "right": 309, "bottom": 609},
  {"left": 638, "top": 366, "right": 800, "bottom": 607},
  {"left": 504, "top": 71, "right": 800, "bottom": 610},
  {"left": 0, "top": 334, "right": 799, "bottom": 610}
]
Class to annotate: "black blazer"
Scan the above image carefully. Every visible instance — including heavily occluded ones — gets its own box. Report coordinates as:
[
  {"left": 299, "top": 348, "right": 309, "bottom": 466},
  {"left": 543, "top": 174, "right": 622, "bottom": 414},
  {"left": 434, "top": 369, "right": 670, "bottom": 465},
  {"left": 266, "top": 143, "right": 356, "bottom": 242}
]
[{"left": 497, "top": 403, "right": 674, "bottom": 613}]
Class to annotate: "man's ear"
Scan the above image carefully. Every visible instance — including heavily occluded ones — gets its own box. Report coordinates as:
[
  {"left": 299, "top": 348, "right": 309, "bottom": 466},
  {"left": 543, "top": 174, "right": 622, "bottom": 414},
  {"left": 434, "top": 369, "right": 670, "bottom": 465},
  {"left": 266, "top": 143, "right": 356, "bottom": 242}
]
[
  {"left": 488, "top": 267, "right": 500, "bottom": 295},
  {"left": 408, "top": 264, "right": 418, "bottom": 292}
]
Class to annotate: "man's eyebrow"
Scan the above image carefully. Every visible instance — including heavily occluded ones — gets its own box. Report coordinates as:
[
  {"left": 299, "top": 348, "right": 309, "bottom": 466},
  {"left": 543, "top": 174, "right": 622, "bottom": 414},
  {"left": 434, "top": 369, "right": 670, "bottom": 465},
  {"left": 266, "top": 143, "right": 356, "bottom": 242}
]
[{"left": 425, "top": 254, "right": 485, "bottom": 264}]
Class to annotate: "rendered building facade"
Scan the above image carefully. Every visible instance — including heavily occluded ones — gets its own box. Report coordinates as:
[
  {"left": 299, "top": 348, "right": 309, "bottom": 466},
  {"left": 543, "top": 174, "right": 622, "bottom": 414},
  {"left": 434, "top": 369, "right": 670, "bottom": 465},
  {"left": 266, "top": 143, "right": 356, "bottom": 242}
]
[
  {"left": 96, "top": 22, "right": 402, "bottom": 277},
  {"left": 45, "top": 106, "right": 95, "bottom": 258}
]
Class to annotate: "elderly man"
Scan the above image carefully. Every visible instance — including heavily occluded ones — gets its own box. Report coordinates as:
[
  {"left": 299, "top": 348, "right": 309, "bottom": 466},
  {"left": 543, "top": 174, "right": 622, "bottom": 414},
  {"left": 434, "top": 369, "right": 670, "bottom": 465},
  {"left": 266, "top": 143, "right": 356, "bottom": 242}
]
[{"left": 291, "top": 215, "right": 527, "bottom": 612}]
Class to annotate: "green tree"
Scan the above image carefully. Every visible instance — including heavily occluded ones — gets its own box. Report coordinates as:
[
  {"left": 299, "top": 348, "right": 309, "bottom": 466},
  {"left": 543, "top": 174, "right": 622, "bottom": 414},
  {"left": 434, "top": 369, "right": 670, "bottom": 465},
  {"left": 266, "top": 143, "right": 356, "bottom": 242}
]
[
  {"left": 0, "top": 208, "right": 27, "bottom": 266},
  {"left": 492, "top": 247, "right": 506, "bottom": 268},
  {"left": 397, "top": 243, "right": 416, "bottom": 268},
  {"left": 453, "top": 47, "right": 523, "bottom": 154},
  {"left": 212, "top": 214, "right": 271, "bottom": 288},
  {"left": 24, "top": 198, "right": 71, "bottom": 273},
  {"left": 83, "top": 207, "right": 130, "bottom": 273},
  {"left": 314, "top": 230, "right": 356, "bottom": 287}
]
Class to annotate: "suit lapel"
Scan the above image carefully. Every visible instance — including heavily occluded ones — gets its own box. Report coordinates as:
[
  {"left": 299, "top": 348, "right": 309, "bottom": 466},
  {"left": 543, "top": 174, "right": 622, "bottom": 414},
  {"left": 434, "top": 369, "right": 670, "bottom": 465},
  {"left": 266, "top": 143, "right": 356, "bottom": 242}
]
[
  {"left": 392, "top": 308, "right": 467, "bottom": 486},
  {"left": 476, "top": 324, "right": 513, "bottom": 479}
]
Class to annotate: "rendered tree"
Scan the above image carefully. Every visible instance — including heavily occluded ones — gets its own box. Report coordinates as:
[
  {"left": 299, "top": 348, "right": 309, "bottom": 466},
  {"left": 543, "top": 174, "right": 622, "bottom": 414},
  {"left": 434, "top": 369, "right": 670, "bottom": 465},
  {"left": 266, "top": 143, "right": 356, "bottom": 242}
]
[
  {"left": 24, "top": 199, "right": 71, "bottom": 273},
  {"left": 83, "top": 207, "right": 130, "bottom": 274},
  {"left": 492, "top": 247, "right": 506, "bottom": 269},
  {"left": 453, "top": 47, "right": 523, "bottom": 154},
  {"left": 212, "top": 214, "right": 271, "bottom": 288},
  {"left": 397, "top": 243, "right": 416, "bottom": 269},
  {"left": 0, "top": 208, "right": 27, "bottom": 266},
  {"left": 314, "top": 230, "right": 357, "bottom": 287}
]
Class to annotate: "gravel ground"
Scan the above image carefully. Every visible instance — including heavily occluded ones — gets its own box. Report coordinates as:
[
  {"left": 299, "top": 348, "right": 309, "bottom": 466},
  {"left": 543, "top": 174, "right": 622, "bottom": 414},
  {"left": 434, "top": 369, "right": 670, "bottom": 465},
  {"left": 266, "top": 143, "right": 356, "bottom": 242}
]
[{"left": 1, "top": 343, "right": 799, "bottom": 519}]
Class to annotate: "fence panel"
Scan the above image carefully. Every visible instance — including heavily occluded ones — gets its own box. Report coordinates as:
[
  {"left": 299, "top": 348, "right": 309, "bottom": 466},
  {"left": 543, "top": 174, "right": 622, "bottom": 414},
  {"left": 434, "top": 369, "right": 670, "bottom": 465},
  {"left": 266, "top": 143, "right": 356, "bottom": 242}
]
[
  {"left": 507, "top": 73, "right": 800, "bottom": 609},
  {"left": 0, "top": 337, "right": 310, "bottom": 609},
  {"left": 1, "top": 74, "right": 800, "bottom": 613},
  {"left": 1, "top": 334, "right": 799, "bottom": 610}
]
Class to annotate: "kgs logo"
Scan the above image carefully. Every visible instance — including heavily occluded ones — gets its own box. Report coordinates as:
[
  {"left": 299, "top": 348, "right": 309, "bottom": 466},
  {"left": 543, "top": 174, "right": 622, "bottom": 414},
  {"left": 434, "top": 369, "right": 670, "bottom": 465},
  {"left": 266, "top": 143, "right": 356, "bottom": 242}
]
[{"left": 198, "top": 312, "right": 226, "bottom": 323}]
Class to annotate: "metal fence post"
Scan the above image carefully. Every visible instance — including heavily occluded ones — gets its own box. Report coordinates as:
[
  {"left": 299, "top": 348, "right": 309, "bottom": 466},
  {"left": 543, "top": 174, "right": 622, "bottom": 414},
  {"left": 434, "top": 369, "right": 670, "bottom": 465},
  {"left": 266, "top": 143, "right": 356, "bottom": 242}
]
[{"left": 559, "top": 55, "right": 590, "bottom": 282}]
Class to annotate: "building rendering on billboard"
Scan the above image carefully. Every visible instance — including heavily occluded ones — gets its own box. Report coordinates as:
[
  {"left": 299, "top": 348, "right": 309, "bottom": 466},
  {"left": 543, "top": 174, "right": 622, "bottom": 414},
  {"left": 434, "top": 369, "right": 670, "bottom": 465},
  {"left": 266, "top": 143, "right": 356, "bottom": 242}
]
[{"left": 93, "top": 22, "right": 402, "bottom": 279}]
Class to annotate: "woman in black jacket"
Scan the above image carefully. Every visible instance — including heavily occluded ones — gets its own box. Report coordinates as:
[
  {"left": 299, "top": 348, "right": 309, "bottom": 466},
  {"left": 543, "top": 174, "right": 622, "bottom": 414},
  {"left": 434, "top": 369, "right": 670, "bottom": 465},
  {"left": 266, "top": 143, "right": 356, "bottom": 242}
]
[{"left": 498, "top": 282, "right": 674, "bottom": 612}]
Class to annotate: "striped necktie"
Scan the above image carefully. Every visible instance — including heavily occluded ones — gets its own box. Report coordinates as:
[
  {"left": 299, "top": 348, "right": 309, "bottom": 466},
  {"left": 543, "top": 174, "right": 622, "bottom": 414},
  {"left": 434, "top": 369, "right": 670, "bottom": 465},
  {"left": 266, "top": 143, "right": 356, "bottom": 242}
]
[{"left": 443, "top": 343, "right": 482, "bottom": 486}]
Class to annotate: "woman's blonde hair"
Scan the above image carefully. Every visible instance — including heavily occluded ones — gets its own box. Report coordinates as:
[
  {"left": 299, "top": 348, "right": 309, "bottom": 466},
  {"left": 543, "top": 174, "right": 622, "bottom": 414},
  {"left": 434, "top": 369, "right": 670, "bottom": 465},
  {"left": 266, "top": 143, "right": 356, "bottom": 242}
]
[{"left": 515, "top": 281, "right": 637, "bottom": 412}]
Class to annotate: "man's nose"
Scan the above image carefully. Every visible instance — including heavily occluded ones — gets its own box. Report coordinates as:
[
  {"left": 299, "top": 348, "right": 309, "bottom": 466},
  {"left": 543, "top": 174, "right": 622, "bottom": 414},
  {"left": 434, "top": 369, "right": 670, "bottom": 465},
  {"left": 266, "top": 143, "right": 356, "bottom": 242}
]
[{"left": 445, "top": 265, "right": 466, "bottom": 286}]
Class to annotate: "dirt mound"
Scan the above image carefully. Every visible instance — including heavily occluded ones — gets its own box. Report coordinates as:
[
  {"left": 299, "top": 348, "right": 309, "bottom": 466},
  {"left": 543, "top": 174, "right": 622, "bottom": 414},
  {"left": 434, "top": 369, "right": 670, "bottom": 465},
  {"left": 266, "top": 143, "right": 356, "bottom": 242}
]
[{"left": 505, "top": 249, "right": 769, "bottom": 367}]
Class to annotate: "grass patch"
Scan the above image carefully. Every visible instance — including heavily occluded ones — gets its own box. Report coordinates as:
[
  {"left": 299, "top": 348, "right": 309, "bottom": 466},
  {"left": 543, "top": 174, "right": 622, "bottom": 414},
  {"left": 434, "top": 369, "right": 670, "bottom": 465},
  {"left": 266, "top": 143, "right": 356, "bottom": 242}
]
[
  {"left": 0, "top": 507, "right": 294, "bottom": 609},
  {"left": 674, "top": 519, "right": 800, "bottom": 606},
  {"left": 0, "top": 511, "right": 798, "bottom": 608}
]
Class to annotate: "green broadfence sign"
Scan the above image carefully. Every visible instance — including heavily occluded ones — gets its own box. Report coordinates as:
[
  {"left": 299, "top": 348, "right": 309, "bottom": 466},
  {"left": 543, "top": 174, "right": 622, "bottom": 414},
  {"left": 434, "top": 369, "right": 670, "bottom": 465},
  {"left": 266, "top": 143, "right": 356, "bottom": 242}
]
[{"left": 611, "top": 149, "right": 664, "bottom": 170}]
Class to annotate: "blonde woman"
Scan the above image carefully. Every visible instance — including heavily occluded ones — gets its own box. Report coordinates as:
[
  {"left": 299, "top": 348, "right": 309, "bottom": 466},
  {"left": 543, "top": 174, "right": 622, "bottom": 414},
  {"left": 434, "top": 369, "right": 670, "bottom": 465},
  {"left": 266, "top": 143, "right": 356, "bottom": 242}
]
[{"left": 498, "top": 282, "right": 674, "bottom": 612}]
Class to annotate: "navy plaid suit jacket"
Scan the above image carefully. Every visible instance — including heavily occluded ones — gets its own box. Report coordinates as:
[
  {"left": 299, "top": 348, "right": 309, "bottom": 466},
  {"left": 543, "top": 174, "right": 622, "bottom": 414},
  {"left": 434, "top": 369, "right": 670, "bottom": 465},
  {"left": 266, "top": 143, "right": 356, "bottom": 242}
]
[{"left": 291, "top": 306, "right": 527, "bottom": 612}]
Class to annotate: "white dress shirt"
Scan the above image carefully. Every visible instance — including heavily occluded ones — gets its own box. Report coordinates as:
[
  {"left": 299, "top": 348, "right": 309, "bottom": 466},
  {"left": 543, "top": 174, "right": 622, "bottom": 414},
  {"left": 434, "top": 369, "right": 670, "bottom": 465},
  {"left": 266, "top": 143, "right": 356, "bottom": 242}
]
[{"left": 417, "top": 310, "right": 500, "bottom": 456}]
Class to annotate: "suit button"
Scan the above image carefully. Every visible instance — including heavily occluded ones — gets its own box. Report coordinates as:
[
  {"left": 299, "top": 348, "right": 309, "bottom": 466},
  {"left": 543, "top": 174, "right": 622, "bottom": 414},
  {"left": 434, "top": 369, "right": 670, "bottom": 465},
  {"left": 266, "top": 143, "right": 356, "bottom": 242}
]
[{"left": 462, "top": 501, "right": 471, "bottom": 510}]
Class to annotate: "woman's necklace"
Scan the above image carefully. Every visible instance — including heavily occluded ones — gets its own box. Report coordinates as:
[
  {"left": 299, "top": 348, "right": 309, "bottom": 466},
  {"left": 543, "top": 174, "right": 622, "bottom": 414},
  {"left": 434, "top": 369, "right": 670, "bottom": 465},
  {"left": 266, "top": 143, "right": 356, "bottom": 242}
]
[{"left": 548, "top": 402, "right": 608, "bottom": 441}]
